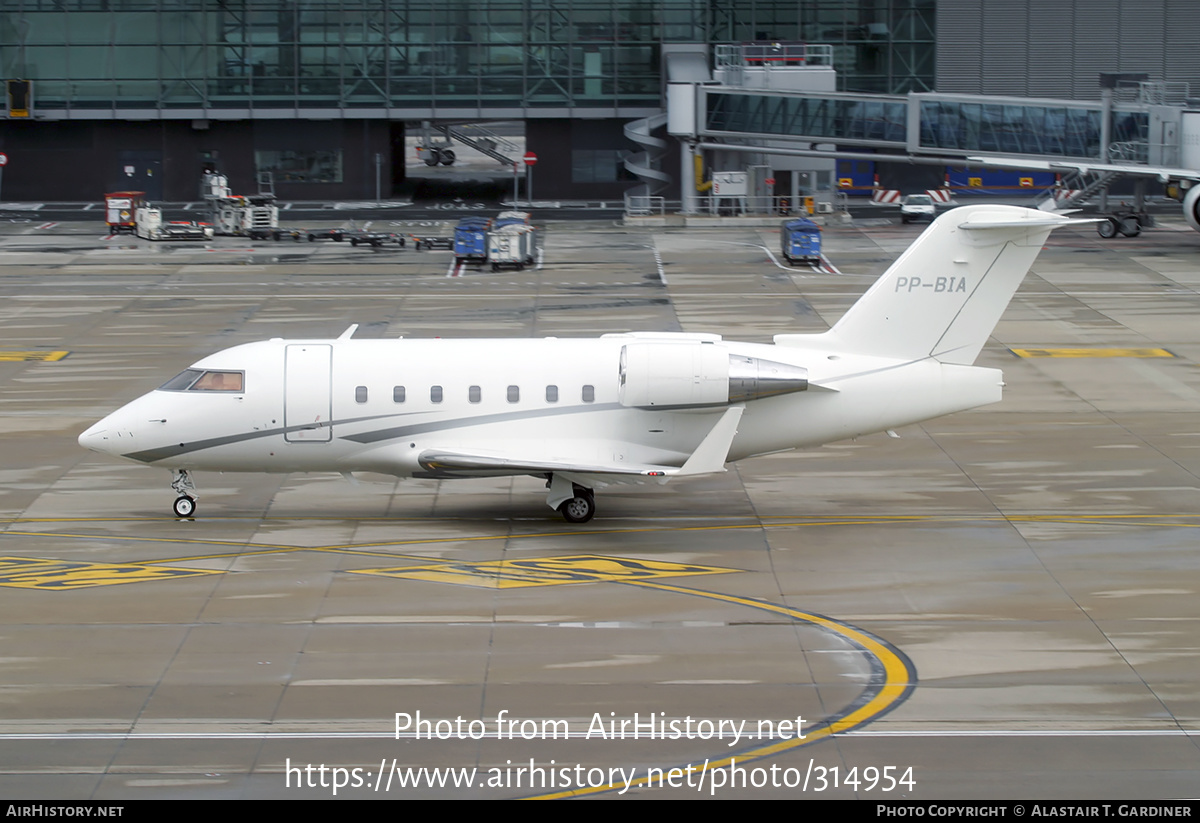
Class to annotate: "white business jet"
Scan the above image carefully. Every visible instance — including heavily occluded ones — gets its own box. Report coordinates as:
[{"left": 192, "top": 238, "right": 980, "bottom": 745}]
[{"left": 80, "top": 205, "right": 1079, "bottom": 523}]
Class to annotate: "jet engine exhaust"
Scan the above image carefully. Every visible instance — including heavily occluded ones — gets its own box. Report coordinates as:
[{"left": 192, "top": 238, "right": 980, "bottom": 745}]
[{"left": 728, "top": 355, "right": 809, "bottom": 402}]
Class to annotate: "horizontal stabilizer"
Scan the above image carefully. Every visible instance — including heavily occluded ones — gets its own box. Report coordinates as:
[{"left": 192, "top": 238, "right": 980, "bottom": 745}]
[{"left": 957, "top": 216, "right": 1100, "bottom": 231}]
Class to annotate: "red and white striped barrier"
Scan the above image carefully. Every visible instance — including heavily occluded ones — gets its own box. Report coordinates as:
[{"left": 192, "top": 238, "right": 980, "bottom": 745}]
[
  {"left": 872, "top": 189, "right": 901, "bottom": 204},
  {"left": 926, "top": 189, "right": 952, "bottom": 203}
]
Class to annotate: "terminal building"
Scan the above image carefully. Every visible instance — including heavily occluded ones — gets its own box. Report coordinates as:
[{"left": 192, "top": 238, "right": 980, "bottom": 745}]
[{"left": 1, "top": 1, "right": 1199, "bottom": 206}]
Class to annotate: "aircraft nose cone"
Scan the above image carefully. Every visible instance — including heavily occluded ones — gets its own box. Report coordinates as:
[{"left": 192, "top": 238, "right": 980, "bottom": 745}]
[{"left": 78, "top": 422, "right": 108, "bottom": 452}]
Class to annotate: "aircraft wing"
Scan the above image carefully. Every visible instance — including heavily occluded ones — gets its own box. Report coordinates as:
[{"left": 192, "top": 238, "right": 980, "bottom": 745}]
[
  {"left": 417, "top": 406, "right": 745, "bottom": 481},
  {"left": 418, "top": 450, "right": 676, "bottom": 479},
  {"left": 966, "top": 156, "right": 1200, "bottom": 182}
]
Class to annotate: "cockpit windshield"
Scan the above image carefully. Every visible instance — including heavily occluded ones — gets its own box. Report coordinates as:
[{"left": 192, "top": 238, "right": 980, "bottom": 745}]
[{"left": 159, "top": 369, "right": 244, "bottom": 392}]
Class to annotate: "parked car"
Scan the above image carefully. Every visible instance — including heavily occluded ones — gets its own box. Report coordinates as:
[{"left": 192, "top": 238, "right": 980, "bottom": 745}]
[{"left": 900, "top": 193, "right": 937, "bottom": 224}]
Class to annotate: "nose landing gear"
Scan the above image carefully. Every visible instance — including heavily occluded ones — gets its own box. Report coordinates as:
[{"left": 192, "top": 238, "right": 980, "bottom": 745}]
[{"left": 171, "top": 469, "right": 197, "bottom": 518}]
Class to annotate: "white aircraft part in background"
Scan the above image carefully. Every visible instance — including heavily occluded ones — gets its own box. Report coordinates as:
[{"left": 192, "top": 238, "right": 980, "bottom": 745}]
[
  {"left": 80, "top": 205, "right": 1082, "bottom": 523},
  {"left": 967, "top": 155, "right": 1200, "bottom": 233}
]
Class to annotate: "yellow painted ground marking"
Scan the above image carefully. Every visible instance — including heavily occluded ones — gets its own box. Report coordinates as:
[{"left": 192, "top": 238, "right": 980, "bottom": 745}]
[
  {"left": 527, "top": 579, "right": 916, "bottom": 800},
  {"left": 7, "top": 514, "right": 1200, "bottom": 585},
  {"left": 1010, "top": 347, "right": 1173, "bottom": 358},
  {"left": 0, "top": 350, "right": 69, "bottom": 362},
  {"left": 0, "top": 556, "right": 222, "bottom": 590},
  {"left": 353, "top": 555, "right": 738, "bottom": 589}
]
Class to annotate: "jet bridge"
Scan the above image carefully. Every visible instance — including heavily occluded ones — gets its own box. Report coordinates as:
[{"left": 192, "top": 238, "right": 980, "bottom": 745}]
[{"left": 660, "top": 47, "right": 1189, "bottom": 216}]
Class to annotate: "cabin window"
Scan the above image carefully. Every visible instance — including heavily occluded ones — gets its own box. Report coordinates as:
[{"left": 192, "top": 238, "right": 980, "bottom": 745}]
[
  {"left": 507, "top": 385, "right": 519, "bottom": 403},
  {"left": 431, "top": 385, "right": 443, "bottom": 403},
  {"left": 355, "top": 386, "right": 367, "bottom": 403},
  {"left": 393, "top": 386, "right": 405, "bottom": 403},
  {"left": 546, "top": 385, "right": 558, "bottom": 403},
  {"left": 469, "top": 385, "right": 481, "bottom": 403},
  {"left": 582, "top": 385, "right": 595, "bottom": 403},
  {"left": 163, "top": 370, "right": 244, "bottom": 392}
]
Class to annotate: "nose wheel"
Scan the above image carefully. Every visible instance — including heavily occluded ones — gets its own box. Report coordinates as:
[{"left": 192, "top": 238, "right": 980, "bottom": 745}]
[{"left": 170, "top": 469, "right": 197, "bottom": 518}]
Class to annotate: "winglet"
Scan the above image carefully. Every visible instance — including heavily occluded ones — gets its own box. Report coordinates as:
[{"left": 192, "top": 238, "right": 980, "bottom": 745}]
[{"left": 675, "top": 406, "right": 744, "bottom": 476}]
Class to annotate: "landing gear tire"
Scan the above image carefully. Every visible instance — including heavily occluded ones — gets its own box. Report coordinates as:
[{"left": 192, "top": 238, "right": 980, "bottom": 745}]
[
  {"left": 1118, "top": 216, "right": 1141, "bottom": 237},
  {"left": 558, "top": 489, "right": 596, "bottom": 523},
  {"left": 173, "top": 495, "right": 196, "bottom": 518},
  {"left": 439, "top": 149, "right": 456, "bottom": 165},
  {"left": 424, "top": 148, "right": 442, "bottom": 167},
  {"left": 1098, "top": 218, "right": 1119, "bottom": 239}
]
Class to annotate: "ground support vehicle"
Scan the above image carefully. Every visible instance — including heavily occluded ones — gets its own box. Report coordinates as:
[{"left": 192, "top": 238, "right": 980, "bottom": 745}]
[
  {"left": 347, "top": 230, "right": 405, "bottom": 247},
  {"left": 487, "top": 223, "right": 536, "bottom": 271},
  {"left": 134, "top": 207, "right": 213, "bottom": 241},
  {"left": 104, "top": 192, "right": 146, "bottom": 234},
  {"left": 453, "top": 217, "right": 491, "bottom": 264},
  {"left": 780, "top": 218, "right": 822, "bottom": 266},
  {"left": 411, "top": 234, "right": 454, "bottom": 250},
  {"left": 279, "top": 227, "right": 347, "bottom": 242},
  {"left": 1095, "top": 207, "right": 1152, "bottom": 239}
]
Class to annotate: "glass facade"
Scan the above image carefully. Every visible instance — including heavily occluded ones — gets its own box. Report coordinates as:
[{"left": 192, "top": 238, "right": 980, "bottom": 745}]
[
  {"left": 0, "top": 1, "right": 936, "bottom": 115},
  {"left": 918, "top": 99, "right": 1149, "bottom": 160},
  {"left": 706, "top": 91, "right": 907, "bottom": 144},
  {"left": 701, "top": 89, "right": 1151, "bottom": 162}
]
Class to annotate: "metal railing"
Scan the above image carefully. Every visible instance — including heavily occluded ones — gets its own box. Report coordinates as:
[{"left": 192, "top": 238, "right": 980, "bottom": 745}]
[
  {"left": 624, "top": 193, "right": 836, "bottom": 217},
  {"left": 624, "top": 194, "right": 668, "bottom": 215},
  {"left": 1113, "top": 80, "right": 1193, "bottom": 106},
  {"left": 705, "top": 194, "right": 827, "bottom": 216},
  {"left": 715, "top": 43, "right": 835, "bottom": 70}
]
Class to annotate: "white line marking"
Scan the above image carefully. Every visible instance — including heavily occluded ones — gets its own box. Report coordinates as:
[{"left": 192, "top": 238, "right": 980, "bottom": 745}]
[
  {"left": 818, "top": 252, "right": 842, "bottom": 275},
  {"left": 650, "top": 241, "right": 666, "bottom": 285}
]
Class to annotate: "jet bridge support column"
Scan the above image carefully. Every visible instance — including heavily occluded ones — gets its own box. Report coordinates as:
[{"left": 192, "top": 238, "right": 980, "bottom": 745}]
[{"left": 681, "top": 140, "right": 698, "bottom": 214}]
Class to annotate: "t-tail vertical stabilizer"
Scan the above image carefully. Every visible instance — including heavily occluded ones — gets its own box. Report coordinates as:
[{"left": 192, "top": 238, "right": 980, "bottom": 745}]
[{"left": 777, "top": 205, "right": 1079, "bottom": 365}]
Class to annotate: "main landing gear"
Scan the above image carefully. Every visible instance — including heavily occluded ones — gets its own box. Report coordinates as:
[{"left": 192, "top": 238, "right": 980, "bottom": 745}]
[
  {"left": 1096, "top": 209, "right": 1147, "bottom": 239},
  {"left": 558, "top": 487, "right": 596, "bottom": 523},
  {"left": 547, "top": 474, "right": 597, "bottom": 523},
  {"left": 171, "top": 469, "right": 197, "bottom": 518}
]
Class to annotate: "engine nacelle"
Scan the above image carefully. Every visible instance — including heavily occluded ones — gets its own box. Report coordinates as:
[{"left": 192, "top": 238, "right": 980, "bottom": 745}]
[
  {"left": 618, "top": 343, "right": 809, "bottom": 408},
  {"left": 1185, "top": 185, "right": 1200, "bottom": 234}
]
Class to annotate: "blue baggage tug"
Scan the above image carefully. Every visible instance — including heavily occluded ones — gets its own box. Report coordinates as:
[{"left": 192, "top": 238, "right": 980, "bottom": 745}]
[
  {"left": 780, "top": 218, "right": 822, "bottom": 266},
  {"left": 454, "top": 217, "right": 492, "bottom": 263}
]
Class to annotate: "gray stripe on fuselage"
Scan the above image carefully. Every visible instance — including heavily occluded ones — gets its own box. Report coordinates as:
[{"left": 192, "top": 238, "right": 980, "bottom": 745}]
[
  {"left": 121, "top": 411, "right": 409, "bottom": 463},
  {"left": 121, "top": 403, "right": 623, "bottom": 464}
]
